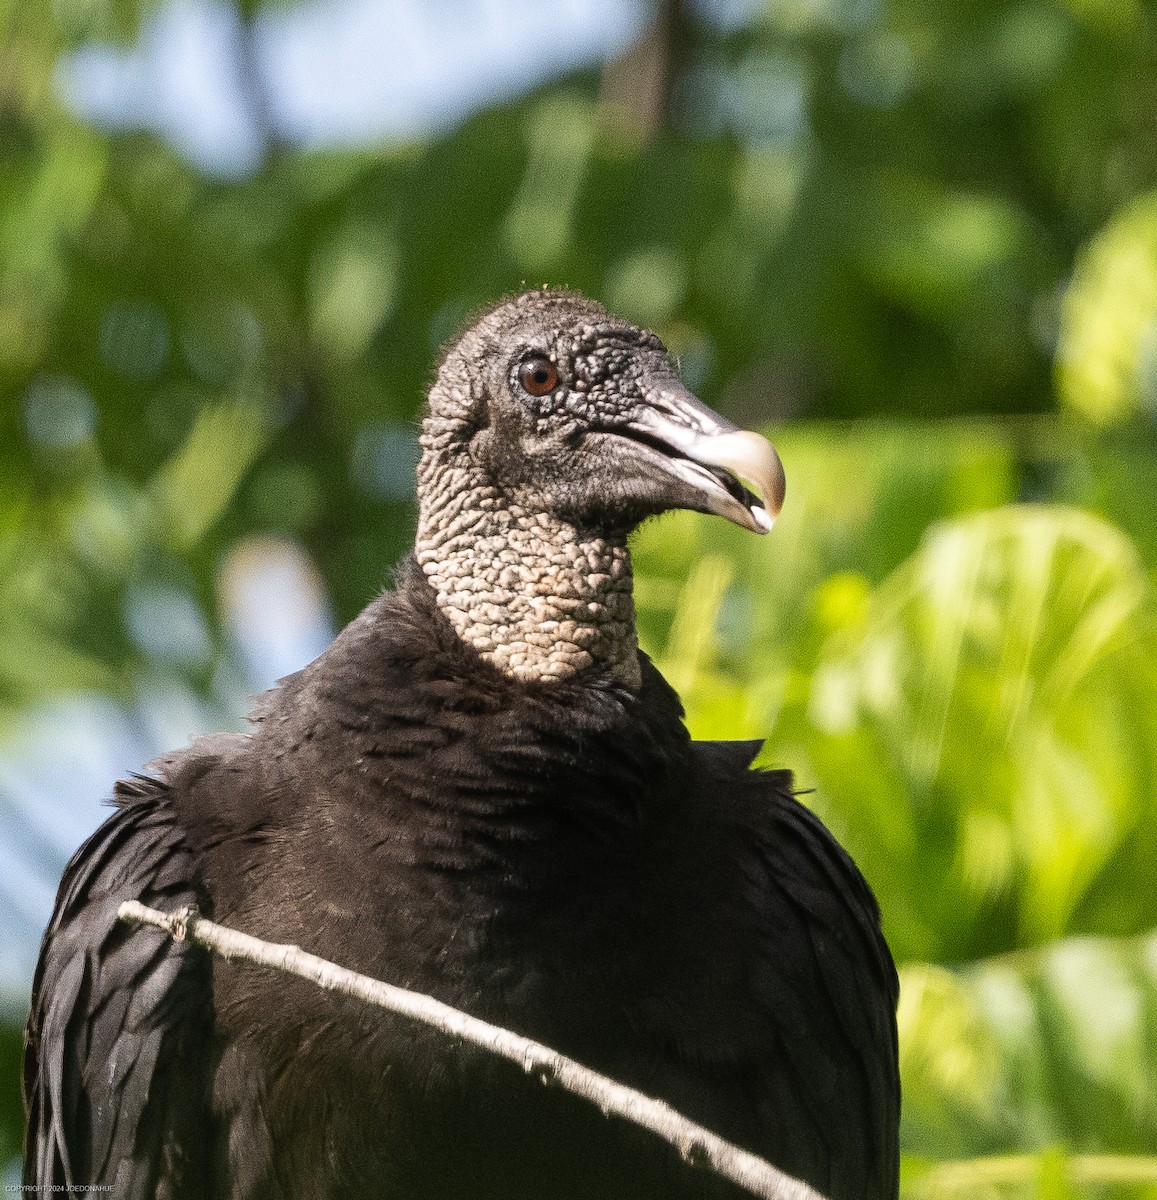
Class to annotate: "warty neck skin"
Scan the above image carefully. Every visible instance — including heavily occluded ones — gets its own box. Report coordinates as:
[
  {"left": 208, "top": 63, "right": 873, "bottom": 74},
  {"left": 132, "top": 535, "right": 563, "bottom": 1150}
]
[{"left": 414, "top": 424, "right": 641, "bottom": 692}]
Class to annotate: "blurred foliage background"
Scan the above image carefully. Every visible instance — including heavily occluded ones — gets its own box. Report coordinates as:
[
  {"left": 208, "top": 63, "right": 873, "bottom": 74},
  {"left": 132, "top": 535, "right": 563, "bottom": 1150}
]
[{"left": 3, "top": 0, "right": 1157, "bottom": 1194}]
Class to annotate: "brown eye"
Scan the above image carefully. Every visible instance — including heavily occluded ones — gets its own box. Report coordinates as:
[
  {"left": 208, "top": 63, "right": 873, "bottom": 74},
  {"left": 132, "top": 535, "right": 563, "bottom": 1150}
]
[{"left": 518, "top": 356, "right": 559, "bottom": 397}]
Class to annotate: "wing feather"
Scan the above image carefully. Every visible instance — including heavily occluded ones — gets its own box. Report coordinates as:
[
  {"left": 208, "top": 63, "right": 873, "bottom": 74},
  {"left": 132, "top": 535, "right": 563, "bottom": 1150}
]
[
  {"left": 23, "top": 779, "right": 212, "bottom": 1197},
  {"left": 692, "top": 742, "right": 900, "bottom": 1200}
]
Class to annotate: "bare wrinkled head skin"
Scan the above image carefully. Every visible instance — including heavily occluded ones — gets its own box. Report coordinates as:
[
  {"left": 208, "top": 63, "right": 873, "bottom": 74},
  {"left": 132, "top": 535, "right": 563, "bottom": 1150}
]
[{"left": 416, "top": 290, "right": 784, "bottom": 688}]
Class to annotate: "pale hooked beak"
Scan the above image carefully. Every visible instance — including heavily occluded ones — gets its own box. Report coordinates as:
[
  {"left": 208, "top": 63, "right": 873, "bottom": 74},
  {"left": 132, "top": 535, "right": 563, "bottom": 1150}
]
[{"left": 626, "top": 383, "right": 786, "bottom": 534}]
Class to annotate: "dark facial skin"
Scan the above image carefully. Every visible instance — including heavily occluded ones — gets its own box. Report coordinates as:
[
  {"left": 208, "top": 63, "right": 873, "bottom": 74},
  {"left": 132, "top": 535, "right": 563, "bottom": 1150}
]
[{"left": 434, "top": 291, "right": 782, "bottom": 537}]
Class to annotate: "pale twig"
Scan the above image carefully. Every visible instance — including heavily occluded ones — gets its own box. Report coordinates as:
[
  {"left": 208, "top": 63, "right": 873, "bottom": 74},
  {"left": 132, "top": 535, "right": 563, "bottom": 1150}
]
[{"left": 118, "top": 900, "right": 825, "bottom": 1200}]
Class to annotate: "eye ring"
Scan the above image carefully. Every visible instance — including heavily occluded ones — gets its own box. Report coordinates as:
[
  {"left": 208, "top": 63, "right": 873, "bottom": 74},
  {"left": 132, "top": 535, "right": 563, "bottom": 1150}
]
[{"left": 518, "top": 355, "right": 559, "bottom": 397}]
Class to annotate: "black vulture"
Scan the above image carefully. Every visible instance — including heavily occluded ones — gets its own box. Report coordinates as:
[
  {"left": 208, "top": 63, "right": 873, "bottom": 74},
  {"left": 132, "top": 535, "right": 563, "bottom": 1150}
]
[{"left": 24, "top": 290, "right": 899, "bottom": 1200}]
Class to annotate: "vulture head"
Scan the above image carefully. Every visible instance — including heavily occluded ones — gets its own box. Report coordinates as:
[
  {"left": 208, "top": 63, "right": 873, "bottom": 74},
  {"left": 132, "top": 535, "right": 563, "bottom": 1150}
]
[
  {"left": 415, "top": 290, "right": 785, "bottom": 687},
  {"left": 419, "top": 289, "right": 784, "bottom": 536}
]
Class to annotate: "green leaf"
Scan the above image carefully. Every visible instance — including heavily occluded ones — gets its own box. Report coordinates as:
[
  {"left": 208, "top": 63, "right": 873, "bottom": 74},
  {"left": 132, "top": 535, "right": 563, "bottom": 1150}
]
[
  {"left": 903, "top": 1151, "right": 1157, "bottom": 1200},
  {"left": 802, "top": 505, "right": 1156, "bottom": 958},
  {"left": 1058, "top": 193, "right": 1157, "bottom": 427},
  {"left": 150, "top": 403, "right": 268, "bottom": 550},
  {"left": 899, "top": 930, "right": 1157, "bottom": 1175}
]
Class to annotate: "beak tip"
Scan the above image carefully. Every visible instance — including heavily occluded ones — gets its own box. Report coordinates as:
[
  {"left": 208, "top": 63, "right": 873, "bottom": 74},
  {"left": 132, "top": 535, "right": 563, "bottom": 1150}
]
[
  {"left": 696, "top": 429, "right": 785, "bottom": 531},
  {"left": 751, "top": 506, "right": 774, "bottom": 534}
]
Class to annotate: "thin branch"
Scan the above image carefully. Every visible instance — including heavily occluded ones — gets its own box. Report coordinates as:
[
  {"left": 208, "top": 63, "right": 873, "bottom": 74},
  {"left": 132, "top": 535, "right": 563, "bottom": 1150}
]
[
  {"left": 600, "top": 0, "right": 695, "bottom": 141},
  {"left": 118, "top": 900, "right": 826, "bottom": 1200},
  {"left": 228, "top": 0, "right": 280, "bottom": 167}
]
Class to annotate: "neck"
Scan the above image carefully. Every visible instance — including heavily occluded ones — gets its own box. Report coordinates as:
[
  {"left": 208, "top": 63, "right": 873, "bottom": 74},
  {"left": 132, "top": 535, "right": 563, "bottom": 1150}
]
[{"left": 414, "top": 459, "right": 640, "bottom": 689}]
